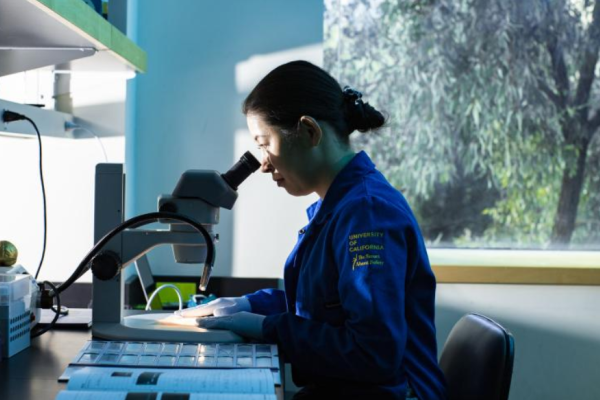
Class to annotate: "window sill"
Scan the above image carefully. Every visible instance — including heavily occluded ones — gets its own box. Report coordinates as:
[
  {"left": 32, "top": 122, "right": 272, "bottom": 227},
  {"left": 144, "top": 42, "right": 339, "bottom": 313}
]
[{"left": 428, "top": 249, "right": 600, "bottom": 285}]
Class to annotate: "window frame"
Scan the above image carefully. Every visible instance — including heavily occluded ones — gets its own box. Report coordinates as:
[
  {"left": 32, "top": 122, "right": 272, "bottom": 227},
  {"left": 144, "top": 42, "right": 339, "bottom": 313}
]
[{"left": 429, "top": 249, "right": 600, "bottom": 285}]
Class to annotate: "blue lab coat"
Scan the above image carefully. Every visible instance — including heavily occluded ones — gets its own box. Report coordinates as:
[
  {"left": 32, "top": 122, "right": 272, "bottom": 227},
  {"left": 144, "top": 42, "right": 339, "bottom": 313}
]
[{"left": 246, "top": 151, "right": 447, "bottom": 400}]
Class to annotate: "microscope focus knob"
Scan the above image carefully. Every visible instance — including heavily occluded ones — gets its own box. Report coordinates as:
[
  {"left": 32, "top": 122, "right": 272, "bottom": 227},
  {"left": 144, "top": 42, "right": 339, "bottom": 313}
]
[
  {"left": 91, "top": 251, "right": 122, "bottom": 281},
  {"left": 159, "top": 202, "right": 177, "bottom": 213}
]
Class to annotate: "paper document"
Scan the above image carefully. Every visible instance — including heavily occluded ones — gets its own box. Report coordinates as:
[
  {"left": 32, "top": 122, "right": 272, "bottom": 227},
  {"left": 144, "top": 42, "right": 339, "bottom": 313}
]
[
  {"left": 56, "top": 392, "right": 276, "bottom": 400},
  {"left": 65, "top": 367, "right": 275, "bottom": 394}
]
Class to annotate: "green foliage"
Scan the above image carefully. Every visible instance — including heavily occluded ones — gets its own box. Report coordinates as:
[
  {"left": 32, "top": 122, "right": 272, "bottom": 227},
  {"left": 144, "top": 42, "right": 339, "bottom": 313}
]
[{"left": 324, "top": 0, "right": 600, "bottom": 249}]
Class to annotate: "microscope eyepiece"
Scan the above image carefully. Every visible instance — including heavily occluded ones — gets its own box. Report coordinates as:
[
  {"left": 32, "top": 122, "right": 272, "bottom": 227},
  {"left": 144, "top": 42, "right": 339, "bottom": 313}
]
[{"left": 221, "top": 151, "right": 261, "bottom": 190}]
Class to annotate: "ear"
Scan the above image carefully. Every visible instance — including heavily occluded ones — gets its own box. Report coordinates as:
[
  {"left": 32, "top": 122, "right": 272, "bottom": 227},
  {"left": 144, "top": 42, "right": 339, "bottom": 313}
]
[{"left": 298, "top": 116, "right": 323, "bottom": 148}]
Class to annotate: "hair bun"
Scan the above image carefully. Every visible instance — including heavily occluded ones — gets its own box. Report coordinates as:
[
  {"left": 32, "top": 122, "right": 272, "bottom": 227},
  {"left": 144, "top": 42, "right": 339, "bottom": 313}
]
[{"left": 343, "top": 87, "right": 385, "bottom": 134}]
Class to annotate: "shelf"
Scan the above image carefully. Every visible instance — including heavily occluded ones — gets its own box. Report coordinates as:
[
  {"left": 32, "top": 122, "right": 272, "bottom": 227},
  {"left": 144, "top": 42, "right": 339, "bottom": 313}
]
[
  {"left": 0, "top": 98, "right": 75, "bottom": 138},
  {"left": 0, "top": 0, "right": 146, "bottom": 77}
]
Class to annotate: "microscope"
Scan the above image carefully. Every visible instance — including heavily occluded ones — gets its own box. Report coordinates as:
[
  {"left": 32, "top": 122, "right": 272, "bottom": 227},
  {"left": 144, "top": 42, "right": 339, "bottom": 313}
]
[{"left": 83, "top": 152, "right": 260, "bottom": 343}]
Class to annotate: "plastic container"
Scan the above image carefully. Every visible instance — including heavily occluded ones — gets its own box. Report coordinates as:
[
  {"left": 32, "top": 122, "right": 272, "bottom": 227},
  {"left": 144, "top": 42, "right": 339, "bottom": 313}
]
[
  {"left": 0, "top": 273, "right": 31, "bottom": 357},
  {"left": 0, "top": 274, "right": 30, "bottom": 305}
]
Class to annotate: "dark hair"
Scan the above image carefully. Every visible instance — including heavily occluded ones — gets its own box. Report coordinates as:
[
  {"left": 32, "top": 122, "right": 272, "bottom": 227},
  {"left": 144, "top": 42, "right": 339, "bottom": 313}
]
[{"left": 242, "top": 61, "right": 385, "bottom": 142}]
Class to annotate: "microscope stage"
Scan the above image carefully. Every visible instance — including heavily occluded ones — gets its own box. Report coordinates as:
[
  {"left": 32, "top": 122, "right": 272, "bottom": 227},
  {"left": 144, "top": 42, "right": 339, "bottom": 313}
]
[{"left": 91, "top": 314, "right": 244, "bottom": 343}]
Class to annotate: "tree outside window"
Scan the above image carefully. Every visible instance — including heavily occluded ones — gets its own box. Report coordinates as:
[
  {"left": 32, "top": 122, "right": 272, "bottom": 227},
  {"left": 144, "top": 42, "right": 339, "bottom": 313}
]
[{"left": 325, "top": 0, "right": 600, "bottom": 250}]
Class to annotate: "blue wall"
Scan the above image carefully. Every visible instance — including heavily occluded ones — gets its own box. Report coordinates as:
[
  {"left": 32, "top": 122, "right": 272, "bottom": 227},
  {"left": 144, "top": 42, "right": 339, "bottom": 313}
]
[{"left": 125, "top": 1, "right": 323, "bottom": 277}]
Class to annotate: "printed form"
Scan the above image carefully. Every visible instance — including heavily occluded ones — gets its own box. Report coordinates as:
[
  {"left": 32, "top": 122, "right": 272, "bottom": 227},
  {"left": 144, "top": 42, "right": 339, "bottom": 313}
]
[{"left": 55, "top": 367, "right": 277, "bottom": 400}]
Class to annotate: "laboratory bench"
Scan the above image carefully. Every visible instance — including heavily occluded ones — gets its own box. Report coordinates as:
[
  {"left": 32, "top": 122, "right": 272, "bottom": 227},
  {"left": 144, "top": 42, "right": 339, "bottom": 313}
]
[
  {"left": 0, "top": 278, "right": 288, "bottom": 399},
  {"left": 0, "top": 329, "right": 90, "bottom": 399},
  {"left": 0, "top": 325, "right": 287, "bottom": 400}
]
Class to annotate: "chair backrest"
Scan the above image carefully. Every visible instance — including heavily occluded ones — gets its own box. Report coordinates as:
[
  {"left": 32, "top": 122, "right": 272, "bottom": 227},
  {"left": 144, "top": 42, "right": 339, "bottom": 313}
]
[{"left": 439, "top": 313, "right": 515, "bottom": 400}]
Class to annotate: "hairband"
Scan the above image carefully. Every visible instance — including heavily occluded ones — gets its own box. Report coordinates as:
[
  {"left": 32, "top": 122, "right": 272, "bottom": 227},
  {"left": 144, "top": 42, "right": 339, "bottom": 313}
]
[{"left": 342, "top": 86, "right": 363, "bottom": 105}]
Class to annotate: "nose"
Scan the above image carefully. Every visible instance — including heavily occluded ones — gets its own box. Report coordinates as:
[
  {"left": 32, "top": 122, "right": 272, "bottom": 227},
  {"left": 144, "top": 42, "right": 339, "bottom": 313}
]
[{"left": 260, "top": 153, "right": 273, "bottom": 173}]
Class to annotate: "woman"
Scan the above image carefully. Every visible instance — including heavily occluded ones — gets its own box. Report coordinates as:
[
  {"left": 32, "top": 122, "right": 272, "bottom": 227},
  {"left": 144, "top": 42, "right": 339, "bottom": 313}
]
[{"left": 181, "top": 61, "right": 447, "bottom": 400}]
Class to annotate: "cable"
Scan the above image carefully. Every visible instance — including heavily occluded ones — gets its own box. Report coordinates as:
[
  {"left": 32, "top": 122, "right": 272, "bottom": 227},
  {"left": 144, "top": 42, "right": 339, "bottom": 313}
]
[
  {"left": 30, "top": 281, "right": 60, "bottom": 338},
  {"left": 145, "top": 284, "right": 183, "bottom": 311},
  {"left": 56, "top": 212, "right": 215, "bottom": 295},
  {"left": 52, "top": 305, "right": 69, "bottom": 315},
  {"left": 80, "top": 127, "right": 108, "bottom": 162},
  {"left": 65, "top": 122, "right": 108, "bottom": 162},
  {"left": 1, "top": 111, "right": 47, "bottom": 280},
  {"left": 26, "top": 116, "right": 47, "bottom": 281}
]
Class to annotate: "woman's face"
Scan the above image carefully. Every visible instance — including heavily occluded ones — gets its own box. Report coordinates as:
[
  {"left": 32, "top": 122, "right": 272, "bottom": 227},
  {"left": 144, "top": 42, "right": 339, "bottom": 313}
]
[{"left": 247, "top": 113, "right": 318, "bottom": 196}]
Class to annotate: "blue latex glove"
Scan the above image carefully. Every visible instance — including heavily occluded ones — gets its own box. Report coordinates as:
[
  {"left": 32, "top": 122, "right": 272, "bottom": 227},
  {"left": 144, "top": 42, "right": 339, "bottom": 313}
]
[
  {"left": 196, "top": 311, "right": 266, "bottom": 340},
  {"left": 176, "top": 296, "right": 251, "bottom": 317}
]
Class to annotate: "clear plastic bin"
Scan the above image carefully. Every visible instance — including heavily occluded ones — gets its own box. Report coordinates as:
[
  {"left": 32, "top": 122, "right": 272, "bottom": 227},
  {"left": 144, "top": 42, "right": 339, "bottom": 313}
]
[
  {"left": 0, "top": 274, "right": 32, "bottom": 357},
  {"left": 0, "top": 274, "right": 31, "bottom": 305}
]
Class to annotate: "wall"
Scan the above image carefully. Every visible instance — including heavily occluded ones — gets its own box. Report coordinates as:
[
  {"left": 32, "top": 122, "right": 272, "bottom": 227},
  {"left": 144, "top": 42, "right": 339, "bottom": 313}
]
[
  {"left": 436, "top": 284, "right": 600, "bottom": 400},
  {"left": 126, "top": 0, "right": 324, "bottom": 279},
  {"left": 283, "top": 283, "right": 600, "bottom": 399},
  {"left": 0, "top": 70, "right": 126, "bottom": 283},
  {"left": 231, "top": 44, "right": 322, "bottom": 278}
]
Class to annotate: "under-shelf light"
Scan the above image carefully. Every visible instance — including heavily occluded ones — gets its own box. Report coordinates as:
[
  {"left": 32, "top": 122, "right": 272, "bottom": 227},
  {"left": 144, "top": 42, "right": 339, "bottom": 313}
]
[
  {"left": 0, "top": 46, "right": 96, "bottom": 52},
  {"left": 53, "top": 69, "right": 136, "bottom": 80}
]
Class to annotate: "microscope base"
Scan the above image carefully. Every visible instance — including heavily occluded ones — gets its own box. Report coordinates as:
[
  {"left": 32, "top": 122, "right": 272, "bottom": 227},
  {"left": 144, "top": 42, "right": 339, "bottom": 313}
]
[{"left": 92, "top": 318, "right": 244, "bottom": 343}]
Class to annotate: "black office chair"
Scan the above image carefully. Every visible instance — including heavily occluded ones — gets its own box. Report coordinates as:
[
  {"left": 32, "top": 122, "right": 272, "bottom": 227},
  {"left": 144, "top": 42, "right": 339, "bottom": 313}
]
[{"left": 439, "top": 313, "right": 515, "bottom": 400}]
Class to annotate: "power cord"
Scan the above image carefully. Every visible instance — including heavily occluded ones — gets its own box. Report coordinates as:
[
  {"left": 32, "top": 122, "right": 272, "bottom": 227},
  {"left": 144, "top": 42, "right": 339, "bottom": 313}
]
[
  {"left": 30, "top": 281, "right": 61, "bottom": 338},
  {"left": 65, "top": 121, "right": 108, "bottom": 162},
  {"left": 2, "top": 110, "right": 47, "bottom": 280},
  {"left": 52, "top": 305, "right": 70, "bottom": 316},
  {"left": 145, "top": 284, "right": 183, "bottom": 311}
]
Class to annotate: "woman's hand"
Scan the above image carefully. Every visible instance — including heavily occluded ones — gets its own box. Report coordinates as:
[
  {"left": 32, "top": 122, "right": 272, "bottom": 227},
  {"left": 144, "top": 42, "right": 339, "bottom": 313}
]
[
  {"left": 197, "top": 311, "right": 266, "bottom": 340},
  {"left": 176, "top": 296, "right": 251, "bottom": 317}
]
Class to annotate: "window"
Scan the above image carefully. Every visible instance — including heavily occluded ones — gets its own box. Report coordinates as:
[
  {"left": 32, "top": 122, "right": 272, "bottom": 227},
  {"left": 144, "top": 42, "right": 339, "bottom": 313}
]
[{"left": 325, "top": 0, "right": 600, "bottom": 251}]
